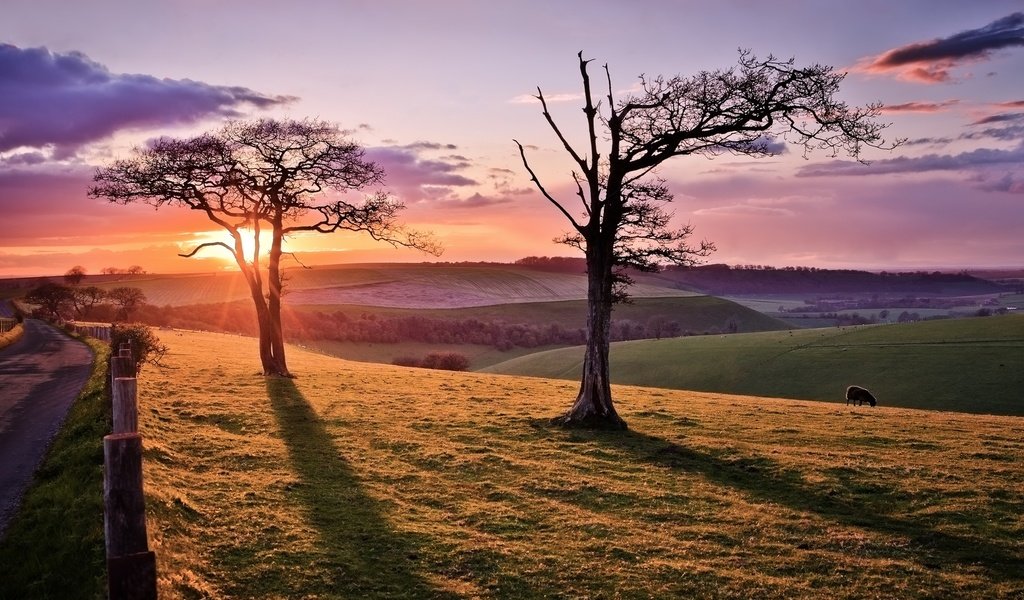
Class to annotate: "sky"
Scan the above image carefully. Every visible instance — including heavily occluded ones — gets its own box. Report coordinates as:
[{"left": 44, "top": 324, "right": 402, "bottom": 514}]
[{"left": 2, "top": 0, "right": 1023, "bottom": 277}]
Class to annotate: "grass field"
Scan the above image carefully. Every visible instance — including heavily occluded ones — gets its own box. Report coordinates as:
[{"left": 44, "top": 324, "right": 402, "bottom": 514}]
[
  {"left": 484, "top": 314, "right": 1024, "bottom": 416},
  {"left": 136, "top": 330, "right": 1023, "bottom": 599}
]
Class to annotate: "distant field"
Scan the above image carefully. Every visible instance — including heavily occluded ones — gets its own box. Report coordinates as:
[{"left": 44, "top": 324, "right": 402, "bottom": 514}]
[
  {"left": 295, "top": 295, "right": 788, "bottom": 333},
  {"left": 302, "top": 339, "right": 556, "bottom": 370},
  {"left": 92, "top": 264, "right": 693, "bottom": 308},
  {"left": 136, "top": 331, "right": 1022, "bottom": 599},
  {"left": 484, "top": 314, "right": 1024, "bottom": 416}
]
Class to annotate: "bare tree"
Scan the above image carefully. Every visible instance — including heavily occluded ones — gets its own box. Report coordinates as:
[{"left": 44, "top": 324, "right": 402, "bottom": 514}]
[
  {"left": 91, "top": 118, "right": 439, "bottom": 376},
  {"left": 64, "top": 265, "right": 86, "bottom": 286},
  {"left": 516, "top": 52, "right": 898, "bottom": 429},
  {"left": 107, "top": 287, "right": 147, "bottom": 321},
  {"left": 25, "top": 282, "right": 75, "bottom": 321},
  {"left": 72, "top": 286, "right": 107, "bottom": 318}
]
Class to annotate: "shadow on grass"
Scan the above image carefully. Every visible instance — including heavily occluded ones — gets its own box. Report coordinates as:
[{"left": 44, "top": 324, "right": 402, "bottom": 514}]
[
  {"left": 265, "top": 378, "right": 458, "bottom": 599},
  {"left": 549, "top": 423, "right": 1023, "bottom": 583}
]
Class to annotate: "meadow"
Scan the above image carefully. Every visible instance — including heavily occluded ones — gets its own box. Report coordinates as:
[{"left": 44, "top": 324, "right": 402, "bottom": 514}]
[
  {"left": 135, "top": 330, "right": 1022, "bottom": 599},
  {"left": 484, "top": 314, "right": 1024, "bottom": 416}
]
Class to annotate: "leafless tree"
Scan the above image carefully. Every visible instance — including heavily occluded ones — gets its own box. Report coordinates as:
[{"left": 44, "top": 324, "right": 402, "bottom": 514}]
[
  {"left": 91, "top": 118, "right": 439, "bottom": 376},
  {"left": 516, "top": 52, "right": 899, "bottom": 429},
  {"left": 72, "top": 286, "right": 107, "bottom": 318},
  {"left": 64, "top": 265, "right": 86, "bottom": 286},
  {"left": 107, "top": 287, "right": 147, "bottom": 321}
]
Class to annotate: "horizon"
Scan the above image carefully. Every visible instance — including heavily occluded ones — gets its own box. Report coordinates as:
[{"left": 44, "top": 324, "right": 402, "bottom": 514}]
[{"left": 3, "top": 2, "right": 1024, "bottom": 277}]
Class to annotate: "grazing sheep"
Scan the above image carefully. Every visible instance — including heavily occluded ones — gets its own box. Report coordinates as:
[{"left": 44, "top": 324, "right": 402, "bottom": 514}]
[{"left": 846, "top": 385, "right": 877, "bottom": 407}]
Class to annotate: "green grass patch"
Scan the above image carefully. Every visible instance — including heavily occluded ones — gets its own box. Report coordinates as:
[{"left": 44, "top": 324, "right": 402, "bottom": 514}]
[
  {"left": 484, "top": 314, "right": 1024, "bottom": 416},
  {"left": 0, "top": 336, "right": 110, "bottom": 600},
  {"left": 140, "top": 331, "right": 1024, "bottom": 598}
]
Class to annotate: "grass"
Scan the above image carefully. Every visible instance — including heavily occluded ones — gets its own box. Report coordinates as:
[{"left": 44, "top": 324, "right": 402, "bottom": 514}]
[
  {"left": 484, "top": 314, "right": 1024, "bottom": 416},
  {"left": 0, "top": 335, "right": 109, "bottom": 600},
  {"left": 139, "top": 330, "right": 1023, "bottom": 599},
  {"left": 0, "top": 322, "right": 23, "bottom": 350}
]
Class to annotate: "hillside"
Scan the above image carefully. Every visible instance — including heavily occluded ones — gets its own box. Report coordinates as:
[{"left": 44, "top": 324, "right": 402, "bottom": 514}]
[
  {"left": 81, "top": 263, "right": 694, "bottom": 308},
  {"left": 135, "top": 330, "right": 1022, "bottom": 599},
  {"left": 484, "top": 314, "right": 1024, "bottom": 416}
]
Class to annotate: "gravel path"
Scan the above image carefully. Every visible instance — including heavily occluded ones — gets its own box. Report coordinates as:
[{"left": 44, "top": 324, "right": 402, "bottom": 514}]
[{"left": 0, "top": 319, "right": 94, "bottom": 538}]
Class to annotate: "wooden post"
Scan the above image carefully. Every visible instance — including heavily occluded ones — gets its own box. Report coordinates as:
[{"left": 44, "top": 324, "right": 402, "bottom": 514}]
[
  {"left": 104, "top": 433, "right": 149, "bottom": 558},
  {"left": 112, "top": 378, "right": 138, "bottom": 434},
  {"left": 104, "top": 432, "right": 157, "bottom": 600},
  {"left": 111, "top": 355, "right": 132, "bottom": 386}
]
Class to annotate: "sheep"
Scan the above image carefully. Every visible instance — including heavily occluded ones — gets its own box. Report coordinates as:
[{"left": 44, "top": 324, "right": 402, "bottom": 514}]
[{"left": 846, "top": 385, "right": 877, "bottom": 407}]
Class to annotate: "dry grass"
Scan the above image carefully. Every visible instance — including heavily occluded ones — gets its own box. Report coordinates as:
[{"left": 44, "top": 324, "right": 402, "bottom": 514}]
[
  {"left": 140, "top": 331, "right": 1024, "bottom": 599},
  {"left": 0, "top": 322, "right": 23, "bottom": 350}
]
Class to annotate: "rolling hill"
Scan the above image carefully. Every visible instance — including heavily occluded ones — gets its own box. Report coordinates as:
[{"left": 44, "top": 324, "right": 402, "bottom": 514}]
[
  {"left": 483, "top": 314, "right": 1024, "bottom": 416},
  {"left": 111, "top": 330, "right": 1024, "bottom": 599}
]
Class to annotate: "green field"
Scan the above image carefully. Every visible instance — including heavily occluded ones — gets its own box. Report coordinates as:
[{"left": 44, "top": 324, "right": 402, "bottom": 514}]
[{"left": 484, "top": 314, "right": 1024, "bottom": 416}]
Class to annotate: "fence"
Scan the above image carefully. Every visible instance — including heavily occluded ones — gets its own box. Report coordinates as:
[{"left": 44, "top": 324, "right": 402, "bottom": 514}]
[
  {"left": 72, "top": 322, "right": 113, "bottom": 341},
  {"left": 105, "top": 343, "right": 158, "bottom": 600},
  {"left": 0, "top": 318, "right": 16, "bottom": 334}
]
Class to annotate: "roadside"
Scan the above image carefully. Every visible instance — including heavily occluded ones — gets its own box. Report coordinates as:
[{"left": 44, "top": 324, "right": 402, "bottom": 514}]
[{"left": 0, "top": 319, "right": 94, "bottom": 536}]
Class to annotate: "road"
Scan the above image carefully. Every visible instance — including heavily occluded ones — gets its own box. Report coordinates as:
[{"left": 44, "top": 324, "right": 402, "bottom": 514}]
[{"left": 0, "top": 319, "right": 94, "bottom": 538}]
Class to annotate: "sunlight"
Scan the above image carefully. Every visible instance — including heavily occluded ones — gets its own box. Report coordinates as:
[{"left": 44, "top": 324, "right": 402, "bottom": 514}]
[{"left": 188, "top": 228, "right": 276, "bottom": 269}]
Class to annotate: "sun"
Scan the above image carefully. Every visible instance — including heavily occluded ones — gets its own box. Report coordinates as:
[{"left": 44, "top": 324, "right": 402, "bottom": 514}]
[{"left": 188, "top": 228, "right": 276, "bottom": 269}]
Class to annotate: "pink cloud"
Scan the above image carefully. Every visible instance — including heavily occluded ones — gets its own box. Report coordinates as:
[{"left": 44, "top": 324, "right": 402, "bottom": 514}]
[{"left": 854, "top": 12, "right": 1024, "bottom": 83}]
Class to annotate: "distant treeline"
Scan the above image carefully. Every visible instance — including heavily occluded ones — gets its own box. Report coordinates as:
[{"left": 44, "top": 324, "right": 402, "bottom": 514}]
[
  {"left": 658, "top": 264, "right": 1009, "bottom": 295},
  {"left": 126, "top": 302, "right": 732, "bottom": 350}
]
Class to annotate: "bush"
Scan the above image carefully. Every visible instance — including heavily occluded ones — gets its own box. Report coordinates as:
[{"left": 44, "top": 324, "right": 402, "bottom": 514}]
[
  {"left": 392, "top": 352, "right": 470, "bottom": 371},
  {"left": 110, "top": 323, "right": 168, "bottom": 374},
  {"left": 421, "top": 352, "right": 471, "bottom": 372},
  {"left": 392, "top": 355, "right": 423, "bottom": 368}
]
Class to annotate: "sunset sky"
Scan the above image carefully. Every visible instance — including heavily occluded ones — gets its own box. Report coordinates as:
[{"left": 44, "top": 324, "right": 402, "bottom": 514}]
[{"left": 2, "top": 1, "right": 1023, "bottom": 277}]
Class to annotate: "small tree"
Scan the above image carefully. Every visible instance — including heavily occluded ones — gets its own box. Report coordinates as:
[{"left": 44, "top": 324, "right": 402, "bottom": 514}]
[
  {"left": 110, "top": 323, "right": 168, "bottom": 374},
  {"left": 72, "top": 286, "right": 107, "bottom": 318},
  {"left": 107, "top": 287, "right": 147, "bottom": 321},
  {"left": 64, "top": 265, "right": 86, "bottom": 286},
  {"left": 91, "top": 118, "right": 439, "bottom": 376},
  {"left": 25, "top": 282, "right": 75, "bottom": 321},
  {"left": 517, "top": 52, "right": 897, "bottom": 429}
]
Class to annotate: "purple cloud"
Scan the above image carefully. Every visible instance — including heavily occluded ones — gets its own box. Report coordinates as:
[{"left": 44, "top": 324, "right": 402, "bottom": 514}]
[
  {"left": 856, "top": 12, "right": 1024, "bottom": 83},
  {"left": 0, "top": 43, "right": 294, "bottom": 155},
  {"left": 880, "top": 100, "right": 959, "bottom": 113},
  {"left": 969, "top": 112, "right": 1024, "bottom": 125},
  {"left": 797, "top": 142, "right": 1024, "bottom": 177},
  {"left": 363, "top": 143, "right": 478, "bottom": 203}
]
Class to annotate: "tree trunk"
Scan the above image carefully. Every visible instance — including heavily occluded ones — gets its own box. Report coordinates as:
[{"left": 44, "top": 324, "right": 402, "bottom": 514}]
[
  {"left": 265, "top": 217, "right": 290, "bottom": 377},
  {"left": 553, "top": 248, "right": 627, "bottom": 430}
]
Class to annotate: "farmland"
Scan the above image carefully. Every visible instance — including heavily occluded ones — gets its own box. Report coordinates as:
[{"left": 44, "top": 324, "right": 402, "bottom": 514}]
[
  {"left": 132, "top": 330, "right": 1023, "bottom": 599},
  {"left": 484, "top": 314, "right": 1024, "bottom": 416}
]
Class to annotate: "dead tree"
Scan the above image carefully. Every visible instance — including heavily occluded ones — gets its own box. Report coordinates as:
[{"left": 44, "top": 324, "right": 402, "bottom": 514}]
[{"left": 517, "top": 51, "right": 898, "bottom": 429}]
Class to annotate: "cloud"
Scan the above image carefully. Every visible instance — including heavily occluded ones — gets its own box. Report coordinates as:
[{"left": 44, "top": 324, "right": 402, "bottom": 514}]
[
  {"left": 994, "top": 100, "right": 1024, "bottom": 108},
  {"left": 854, "top": 12, "right": 1024, "bottom": 83},
  {"left": 797, "top": 142, "right": 1024, "bottom": 177},
  {"left": 364, "top": 143, "right": 478, "bottom": 202},
  {"left": 434, "top": 192, "right": 518, "bottom": 209},
  {"left": 880, "top": 100, "right": 959, "bottom": 113},
  {"left": 693, "top": 205, "right": 794, "bottom": 217},
  {"left": 509, "top": 92, "right": 583, "bottom": 104},
  {"left": 0, "top": 43, "right": 294, "bottom": 155},
  {"left": 974, "top": 172, "right": 1024, "bottom": 194},
  {"left": 969, "top": 112, "right": 1024, "bottom": 125}
]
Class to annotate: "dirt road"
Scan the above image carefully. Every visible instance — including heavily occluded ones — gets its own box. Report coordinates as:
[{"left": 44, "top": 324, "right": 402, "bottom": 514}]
[{"left": 0, "top": 319, "right": 93, "bottom": 538}]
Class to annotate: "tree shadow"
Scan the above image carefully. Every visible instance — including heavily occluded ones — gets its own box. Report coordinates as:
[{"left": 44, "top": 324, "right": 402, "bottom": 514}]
[
  {"left": 264, "top": 378, "right": 458, "bottom": 599},
  {"left": 554, "top": 424, "right": 1023, "bottom": 583}
]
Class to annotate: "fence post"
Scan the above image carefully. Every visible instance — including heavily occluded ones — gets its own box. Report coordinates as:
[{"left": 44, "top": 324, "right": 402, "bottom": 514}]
[
  {"left": 112, "top": 378, "right": 138, "bottom": 434},
  {"left": 103, "top": 432, "right": 157, "bottom": 600}
]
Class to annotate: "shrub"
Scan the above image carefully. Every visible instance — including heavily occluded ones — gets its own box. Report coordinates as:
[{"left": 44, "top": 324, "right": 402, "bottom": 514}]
[
  {"left": 421, "top": 352, "right": 471, "bottom": 371},
  {"left": 110, "top": 323, "right": 168, "bottom": 374},
  {"left": 392, "top": 355, "right": 423, "bottom": 368}
]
